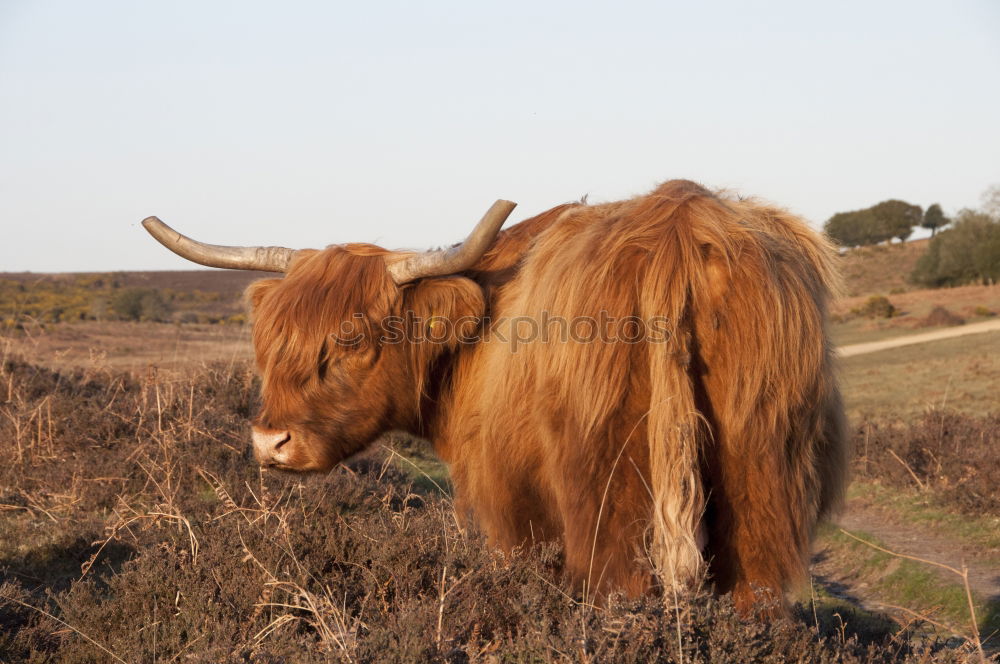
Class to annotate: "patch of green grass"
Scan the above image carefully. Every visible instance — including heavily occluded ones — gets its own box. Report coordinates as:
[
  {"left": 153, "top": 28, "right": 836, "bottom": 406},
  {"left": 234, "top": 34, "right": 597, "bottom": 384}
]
[
  {"left": 194, "top": 482, "right": 221, "bottom": 505},
  {"left": 386, "top": 446, "right": 452, "bottom": 496},
  {"left": 795, "top": 580, "right": 901, "bottom": 644},
  {"left": 815, "top": 524, "right": 1000, "bottom": 645},
  {"left": 847, "top": 480, "right": 1000, "bottom": 556}
]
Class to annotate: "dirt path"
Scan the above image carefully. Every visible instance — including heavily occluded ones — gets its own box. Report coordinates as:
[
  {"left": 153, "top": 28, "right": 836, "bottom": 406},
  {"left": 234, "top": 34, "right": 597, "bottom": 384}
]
[
  {"left": 838, "top": 319, "right": 1000, "bottom": 357},
  {"left": 831, "top": 497, "right": 1000, "bottom": 604},
  {"left": 808, "top": 496, "right": 1000, "bottom": 651}
]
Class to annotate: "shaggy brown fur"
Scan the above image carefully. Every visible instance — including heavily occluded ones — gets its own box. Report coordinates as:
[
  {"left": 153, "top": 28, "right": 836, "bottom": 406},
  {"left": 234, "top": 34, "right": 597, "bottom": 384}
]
[{"left": 247, "top": 179, "right": 848, "bottom": 613}]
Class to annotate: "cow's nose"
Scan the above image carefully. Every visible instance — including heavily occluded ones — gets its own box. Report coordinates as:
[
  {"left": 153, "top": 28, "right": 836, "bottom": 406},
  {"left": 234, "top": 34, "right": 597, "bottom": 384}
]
[{"left": 251, "top": 426, "right": 291, "bottom": 465}]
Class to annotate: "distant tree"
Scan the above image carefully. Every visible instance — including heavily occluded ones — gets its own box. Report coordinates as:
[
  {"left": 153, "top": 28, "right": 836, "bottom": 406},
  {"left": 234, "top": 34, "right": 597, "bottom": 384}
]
[
  {"left": 869, "top": 199, "right": 921, "bottom": 243},
  {"left": 911, "top": 209, "right": 1000, "bottom": 286},
  {"left": 110, "top": 289, "right": 144, "bottom": 321},
  {"left": 921, "top": 203, "right": 948, "bottom": 237},
  {"left": 981, "top": 184, "right": 1000, "bottom": 219},
  {"left": 824, "top": 211, "right": 865, "bottom": 247},
  {"left": 824, "top": 199, "right": 921, "bottom": 247},
  {"left": 110, "top": 288, "right": 172, "bottom": 322}
]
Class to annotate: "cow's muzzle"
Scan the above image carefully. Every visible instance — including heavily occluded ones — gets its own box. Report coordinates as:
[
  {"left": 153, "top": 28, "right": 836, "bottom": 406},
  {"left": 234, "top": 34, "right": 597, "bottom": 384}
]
[{"left": 251, "top": 426, "right": 292, "bottom": 467}]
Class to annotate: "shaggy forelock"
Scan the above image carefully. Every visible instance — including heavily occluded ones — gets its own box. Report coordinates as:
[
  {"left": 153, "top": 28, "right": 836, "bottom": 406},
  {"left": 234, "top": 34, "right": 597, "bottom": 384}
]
[{"left": 247, "top": 244, "right": 397, "bottom": 423}]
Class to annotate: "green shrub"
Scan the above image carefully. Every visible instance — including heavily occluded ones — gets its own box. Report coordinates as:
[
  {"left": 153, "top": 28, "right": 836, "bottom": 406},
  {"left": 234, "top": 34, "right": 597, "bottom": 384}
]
[
  {"left": 973, "top": 305, "right": 995, "bottom": 317},
  {"left": 911, "top": 210, "right": 1000, "bottom": 287},
  {"left": 109, "top": 288, "right": 172, "bottom": 322},
  {"left": 852, "top": 295, "right": 897, "bottom": 319}
]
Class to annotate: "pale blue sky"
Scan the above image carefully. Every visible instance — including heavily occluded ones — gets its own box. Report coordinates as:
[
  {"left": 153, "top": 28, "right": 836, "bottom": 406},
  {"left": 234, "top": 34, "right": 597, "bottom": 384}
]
[{"left": 1, "top": 0, "right": 998, "bottom": 272}]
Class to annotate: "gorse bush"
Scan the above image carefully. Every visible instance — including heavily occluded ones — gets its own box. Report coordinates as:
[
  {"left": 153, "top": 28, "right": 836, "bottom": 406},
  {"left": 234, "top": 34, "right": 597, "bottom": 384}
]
[
  {"left": 0, "top": 359, "right": 978, "bottom": 662},
  {"left": 973, "top": 305, "right": 994, "bottom": 318},
  {"left": 852, "top": 295, "right": 897, "bottom": 319},
  {"left": 109, "top": 287, "right": 173, "bottom": 322},
  {"left": 0, "top": 278, "right": 95, "bottom": 324}
]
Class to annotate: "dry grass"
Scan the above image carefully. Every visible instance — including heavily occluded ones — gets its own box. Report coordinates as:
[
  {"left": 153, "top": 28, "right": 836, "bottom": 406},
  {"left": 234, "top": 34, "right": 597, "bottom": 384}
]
[
  {"left": 837, "top": 240, "right": 930, "bottom": 297},
  {"left": 831, "top": 285, "right": 1000, "bottom": 346},
  {"left": 839, "top": 331, "right": 1000, "bottom": 420},
  {"left": 849, "top": 410, "right": 1000, "bottom": 516},
  {"left": 833, "top": 284, "right": 1000, "bottom": 323},
  {"left": 1, "top": 320, "right": 252, "bottom": 374}
]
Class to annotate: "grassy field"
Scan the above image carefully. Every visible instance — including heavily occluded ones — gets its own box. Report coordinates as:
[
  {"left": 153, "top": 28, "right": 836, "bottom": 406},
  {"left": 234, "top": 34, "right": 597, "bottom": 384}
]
[
  {"left": 0, "top": 269, "right": 264, "bottom": 326},
  {"left": 839, "top": 331, "right": 1000, "bottom": 420},
  {"left": 1, "top": 320, "right": 252, "bottom": 374}
]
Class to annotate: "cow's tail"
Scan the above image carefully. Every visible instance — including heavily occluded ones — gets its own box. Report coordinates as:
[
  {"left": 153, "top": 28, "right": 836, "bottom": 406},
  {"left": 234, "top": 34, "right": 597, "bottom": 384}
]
[
  {"left": 635, "top": 184, "right": 720, "bottom": 595},
  {"left": 643, "top": 313, "right": 707, "bottom": 596},
  {"left": 636, "top": 180, "right": 845, "bottom": 601}
]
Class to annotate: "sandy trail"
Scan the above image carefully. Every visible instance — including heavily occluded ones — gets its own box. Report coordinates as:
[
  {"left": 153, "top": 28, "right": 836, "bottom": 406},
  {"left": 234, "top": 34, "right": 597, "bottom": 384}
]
[{"left": 838, "top": 319, "right": 1000, "bottom": 357}]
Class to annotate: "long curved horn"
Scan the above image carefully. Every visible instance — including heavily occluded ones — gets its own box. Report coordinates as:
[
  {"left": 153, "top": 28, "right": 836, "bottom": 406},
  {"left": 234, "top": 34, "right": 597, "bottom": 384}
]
[
  {"left": 141, "top": 216, "right": 297, "bottom": 272},
  {"left": 387, "top": 199, "right": 516, "bottom": 284}
]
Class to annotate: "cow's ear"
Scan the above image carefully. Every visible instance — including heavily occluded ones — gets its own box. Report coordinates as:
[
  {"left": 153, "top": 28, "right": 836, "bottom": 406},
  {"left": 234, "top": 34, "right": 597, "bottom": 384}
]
[
  {"left": 402, "top": 276, "right": 486, "bottom": 351},
  {"left": 245, "top": 278, "right": 281, "bottom": 314}
]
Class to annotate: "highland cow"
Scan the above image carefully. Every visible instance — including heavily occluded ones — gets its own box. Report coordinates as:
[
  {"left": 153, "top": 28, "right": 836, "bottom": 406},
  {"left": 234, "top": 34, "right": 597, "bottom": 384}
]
[{"left": 143, "top": 179, "right": 847, "bottom": 613}]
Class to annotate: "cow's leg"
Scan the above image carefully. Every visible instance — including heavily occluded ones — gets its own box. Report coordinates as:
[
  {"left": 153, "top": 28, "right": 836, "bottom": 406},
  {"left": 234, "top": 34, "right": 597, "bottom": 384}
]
[
  {"left": 448, "top": 448, "right": 561, "bottom": 552},
  {"left": 550, "top": 452, "right": 655, "bottom": 601},
  {"left": 703, "top": 440, "right": 806, "bottom": 616},
  {"left": 697, "top": 380, "right": 842, "bottom": 617}
]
